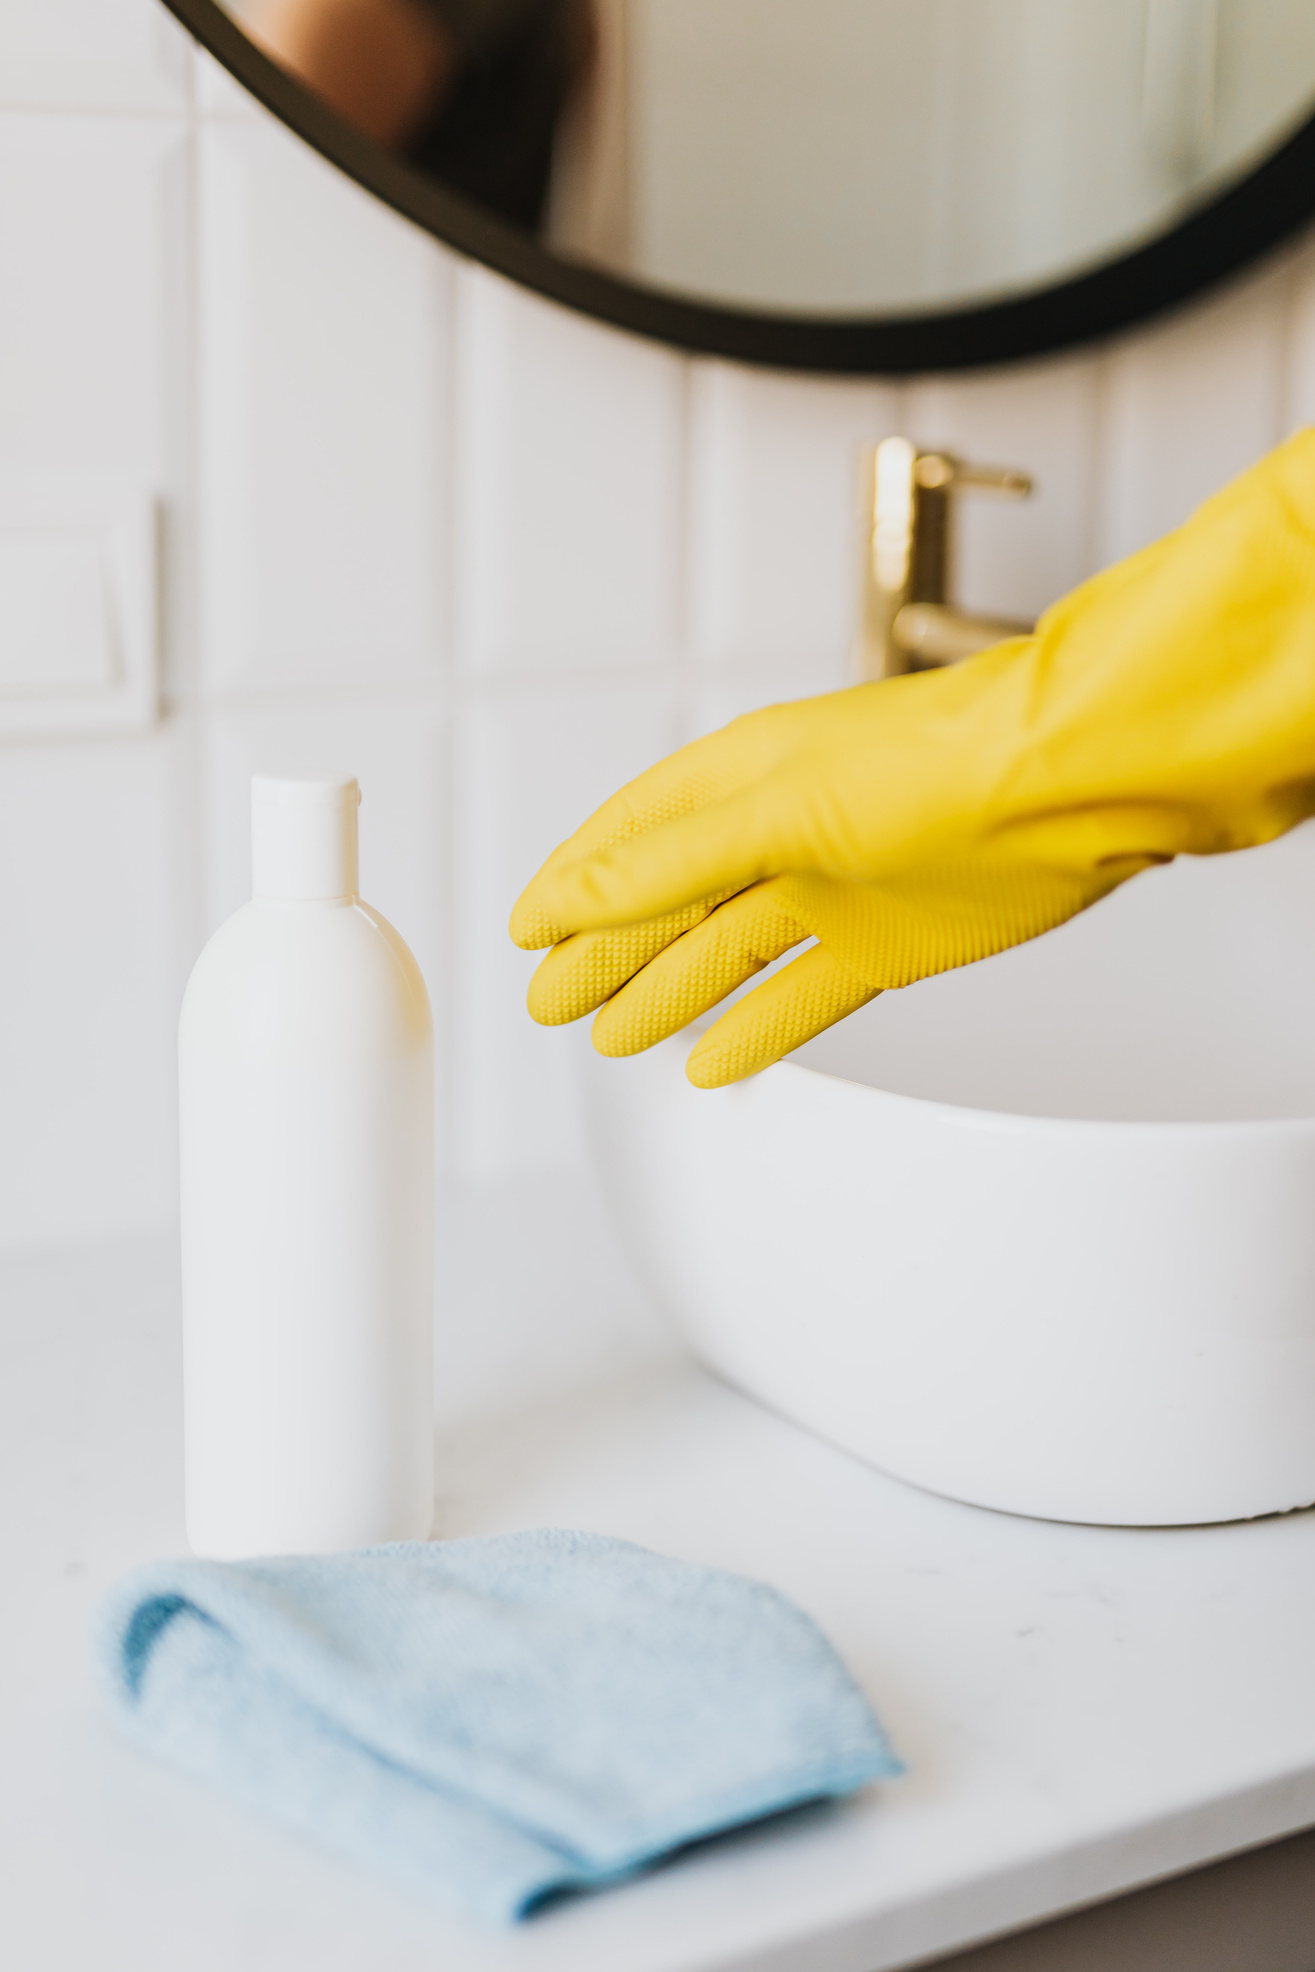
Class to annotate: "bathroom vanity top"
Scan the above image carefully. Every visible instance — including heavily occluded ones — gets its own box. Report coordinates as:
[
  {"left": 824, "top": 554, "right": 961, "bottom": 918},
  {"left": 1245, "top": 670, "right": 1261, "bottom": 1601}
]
[{"left": 6, "top": 1174, "right": 1315, "bottom": 1972}]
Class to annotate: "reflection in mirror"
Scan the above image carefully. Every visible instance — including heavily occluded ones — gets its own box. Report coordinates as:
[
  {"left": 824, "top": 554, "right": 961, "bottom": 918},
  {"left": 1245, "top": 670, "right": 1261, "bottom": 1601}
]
[
  {"left": 235, "top": 0, "right": 593, "bottom": 230},
  {"left": 225, "top": 0, "right": 1315, "bottom": 317}
]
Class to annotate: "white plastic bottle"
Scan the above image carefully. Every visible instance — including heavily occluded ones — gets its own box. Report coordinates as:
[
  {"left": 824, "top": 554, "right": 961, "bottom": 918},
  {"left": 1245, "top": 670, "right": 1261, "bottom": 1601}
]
[{"left": 179, "top": 777, "right": 434, "bottom": 1558}]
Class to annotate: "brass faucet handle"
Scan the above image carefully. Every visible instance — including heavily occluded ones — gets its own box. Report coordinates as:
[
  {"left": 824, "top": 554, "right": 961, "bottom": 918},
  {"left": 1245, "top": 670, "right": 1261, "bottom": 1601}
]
[{"left": 914, "top": 452, "right": 1033, "bottom": 498}]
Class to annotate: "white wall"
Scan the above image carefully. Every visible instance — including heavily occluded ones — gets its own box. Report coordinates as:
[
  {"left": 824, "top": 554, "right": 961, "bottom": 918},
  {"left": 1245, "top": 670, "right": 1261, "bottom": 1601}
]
[{"left": 2, "top": 0, "right": 1315, "bottom": 1251}]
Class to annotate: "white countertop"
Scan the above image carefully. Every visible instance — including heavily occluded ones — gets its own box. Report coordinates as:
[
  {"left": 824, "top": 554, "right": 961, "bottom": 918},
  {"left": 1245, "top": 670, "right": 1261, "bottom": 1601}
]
[{"left": 6, "top": 1170, "right": 1315, "bottom": 1972}]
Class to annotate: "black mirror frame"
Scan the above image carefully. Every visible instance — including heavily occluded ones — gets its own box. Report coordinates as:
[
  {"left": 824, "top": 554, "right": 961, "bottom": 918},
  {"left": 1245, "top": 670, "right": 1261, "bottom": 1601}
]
[{"left": 165, "top": 0, "right": 1315, "bottom": 375}]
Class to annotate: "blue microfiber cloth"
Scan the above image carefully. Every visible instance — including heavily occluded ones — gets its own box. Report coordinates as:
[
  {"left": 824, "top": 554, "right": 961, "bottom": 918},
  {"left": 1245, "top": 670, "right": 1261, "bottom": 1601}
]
[{"left": 93, "top": 1528, "right": 900, "bottom": 1922}]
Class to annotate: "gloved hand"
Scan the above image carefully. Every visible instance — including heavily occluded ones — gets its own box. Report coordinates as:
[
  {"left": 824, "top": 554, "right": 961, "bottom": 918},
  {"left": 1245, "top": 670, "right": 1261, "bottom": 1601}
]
[{"left": 510, "top": 432, "right": 1315, "bottom": 1088}]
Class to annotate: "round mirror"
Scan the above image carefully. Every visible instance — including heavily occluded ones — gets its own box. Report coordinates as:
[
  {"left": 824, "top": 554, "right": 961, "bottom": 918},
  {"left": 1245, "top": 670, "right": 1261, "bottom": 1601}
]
[{"left": 165, "top": 0, "right": 1315, "bottom": 371}]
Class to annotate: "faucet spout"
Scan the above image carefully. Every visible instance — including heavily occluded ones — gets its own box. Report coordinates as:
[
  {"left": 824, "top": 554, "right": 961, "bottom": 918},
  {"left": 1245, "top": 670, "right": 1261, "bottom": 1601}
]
[{"left": 890, "top": 601, "right": 1034, "bottom": 669}]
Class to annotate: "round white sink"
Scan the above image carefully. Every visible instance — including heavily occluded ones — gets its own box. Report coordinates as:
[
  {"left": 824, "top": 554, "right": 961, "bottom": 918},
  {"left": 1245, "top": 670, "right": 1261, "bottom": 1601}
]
[{"left": 579, "top": 825, "right": 1315, "bottom": 1525}]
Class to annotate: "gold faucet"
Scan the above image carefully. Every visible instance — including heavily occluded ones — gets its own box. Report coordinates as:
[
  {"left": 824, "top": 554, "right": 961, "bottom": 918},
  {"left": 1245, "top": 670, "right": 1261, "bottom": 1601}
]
[{"left": 856, "top": 438, "right": 1036, "bottom": 680}]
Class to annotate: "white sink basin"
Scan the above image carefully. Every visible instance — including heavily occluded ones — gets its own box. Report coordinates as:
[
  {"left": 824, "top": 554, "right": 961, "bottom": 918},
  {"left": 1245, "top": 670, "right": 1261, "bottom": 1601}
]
[{"left": 580, "top": 825, "right": 1315, "bottom": 1526}]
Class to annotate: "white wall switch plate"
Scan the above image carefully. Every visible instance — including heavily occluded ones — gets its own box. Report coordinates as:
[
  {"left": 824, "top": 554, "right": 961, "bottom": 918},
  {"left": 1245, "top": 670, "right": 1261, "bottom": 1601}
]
[{"left": 0, "top": 483, "right": 158, "bottom": 738}]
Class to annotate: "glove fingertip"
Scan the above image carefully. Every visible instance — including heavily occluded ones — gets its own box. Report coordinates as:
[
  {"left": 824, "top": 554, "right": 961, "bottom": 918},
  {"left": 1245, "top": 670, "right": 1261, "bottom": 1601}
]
[
  {"left": 525, "top": 976, "right": 577, "bottom": 1028},
  {"left": 685, "top": 1025, "right": 773, "bottom": 1088},
  {"left": 591, "top": 1006, "right": 645, "bottom": 1059},
  {"left": 509, "top": 893, "right": 566, "bottom": 951},
  {"left": 684, "top": 1041, "right": 738, "bottom": 1089}
]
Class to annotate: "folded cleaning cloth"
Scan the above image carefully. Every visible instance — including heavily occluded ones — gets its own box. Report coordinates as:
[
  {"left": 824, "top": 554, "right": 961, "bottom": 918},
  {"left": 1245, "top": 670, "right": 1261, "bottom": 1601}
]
[{"left": 93, "top": 1528, "right": 900, "bottom": 1921}]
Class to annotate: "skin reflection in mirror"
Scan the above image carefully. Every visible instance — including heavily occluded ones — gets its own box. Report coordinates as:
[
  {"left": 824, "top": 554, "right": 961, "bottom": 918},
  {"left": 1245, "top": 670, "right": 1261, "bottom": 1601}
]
[
  {"left": 244, "top": 0, "right": 595, "bottom": 230},
  {"left": 248, "top": 0, "right": 453, "bottom": 147}
]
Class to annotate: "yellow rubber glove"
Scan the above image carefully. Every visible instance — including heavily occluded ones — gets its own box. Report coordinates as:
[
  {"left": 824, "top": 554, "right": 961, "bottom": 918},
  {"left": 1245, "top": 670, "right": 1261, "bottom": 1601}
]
[{"left": 510, "top": 431, "right": 1315, "bottom": 1088}]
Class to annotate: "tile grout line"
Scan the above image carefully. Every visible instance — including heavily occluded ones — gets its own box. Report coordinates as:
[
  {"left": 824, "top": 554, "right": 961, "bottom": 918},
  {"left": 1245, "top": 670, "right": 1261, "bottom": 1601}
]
[
  {"left": 1085, "top": 331, "right": 1119, "bottom": 579},
  {"left": 1275, "top": 247, "right": 1304, "bottom": 442},
  {"left": 0, "top": 95, "right": 189, "bottom": 122},
  {"left": 672, "top": 351, "right": 696, "bottom": 748},
  {"left": 433, "top": 248, "right": 464, "bottom": 1184},
  {"left": 172, "top": 38, "right": 208, "bottom": 1006}
]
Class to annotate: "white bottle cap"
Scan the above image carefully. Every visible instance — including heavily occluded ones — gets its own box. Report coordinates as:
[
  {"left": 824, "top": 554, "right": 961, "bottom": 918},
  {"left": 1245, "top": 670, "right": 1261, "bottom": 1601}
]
[{"left": 251, "top": 777, "right": 360, "bottom": 902}]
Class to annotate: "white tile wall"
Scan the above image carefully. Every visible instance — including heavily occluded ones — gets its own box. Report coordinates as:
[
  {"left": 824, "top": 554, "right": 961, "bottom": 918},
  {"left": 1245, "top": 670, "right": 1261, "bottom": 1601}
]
[
  {"left": 194, "top": 47, "right": 262, "bottom": 121},
  {"left": 0, "top": 1, "right": 188, "bottom": 113},
  {"left": 685, "top": 362, "right": 901, "bottom": 676},
  {"left": 451, "top": 681, "right": 681, "bottom": 1178},
  {"left": 453, "top": 265, "right": 686, "bottom": 673},
  {"left": 0, "top": 114, "right": 187, "bottom": 480},
  {"left": 1096, "top": 259, "right": 1293, "bottom": 565},
  {"left": 197, "top": 120, "right": 448, "bottom": 694},
  {"left": 2, "top": 0, "right": 1315, "bottom": 1249},
  {"left": 0, "top": 107, "right": 191, "bottom": 692},
  {"left": 0, "top": 728, "right": 188, "bottom": 1248},
  {"left": 904, "top": 351, "right": 1104, "bottom": 620}
]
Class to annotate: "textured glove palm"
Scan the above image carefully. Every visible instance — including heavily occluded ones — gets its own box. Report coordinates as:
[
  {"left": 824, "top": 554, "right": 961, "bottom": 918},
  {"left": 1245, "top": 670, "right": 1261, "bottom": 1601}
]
[{"left": 510, "top": 433, "right": 1315, "bottom": 1088}]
